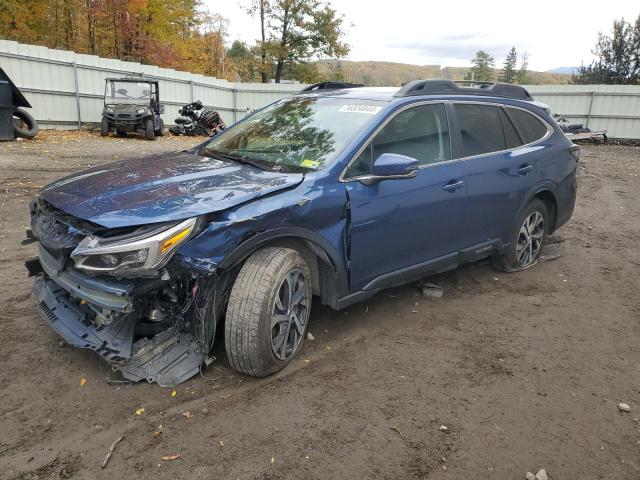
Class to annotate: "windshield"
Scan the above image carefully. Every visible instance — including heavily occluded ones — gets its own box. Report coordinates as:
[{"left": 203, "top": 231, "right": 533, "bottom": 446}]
[
  {"left": 105, "top": 81, "right": 153, "bottom": 104},
  {"left": 202, "top": 97, "right": 386, "bottom": 172}
]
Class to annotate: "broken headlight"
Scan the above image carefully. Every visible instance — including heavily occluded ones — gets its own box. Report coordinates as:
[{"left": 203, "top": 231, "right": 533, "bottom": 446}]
[{"left": 71, "top": 217, "right": 197, "bottom": 274}]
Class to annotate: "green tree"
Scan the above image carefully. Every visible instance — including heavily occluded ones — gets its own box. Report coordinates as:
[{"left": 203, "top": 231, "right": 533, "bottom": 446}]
[
  {"left": 499, "top": 46, "right": 517, "bottom": 83},
  {"left": 468, "top": 50, "right": 495, "bottom": 82},
  {"left": 247, "top": 0, "right": 349, "bottom": 83},
  {"left": 516, "top": 52, "right": 529, "bottom": 84},
  {"left": 228, "top": 40, "right": 259, "bottom": 81},
  {"left": 572, "top": 15, "right": 640, "bottom": 84}
]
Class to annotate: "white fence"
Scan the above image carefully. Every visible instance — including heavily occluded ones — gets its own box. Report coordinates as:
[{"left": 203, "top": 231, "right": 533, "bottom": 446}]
[
  {"left": 525, "top": 85, "right": 640, "bottom": 140},
  {"left": 0, "top": 40, "right": 306, "bottom": 129},
  {"left": 1, "top": 40, "right": 640, "bottom": 138}
]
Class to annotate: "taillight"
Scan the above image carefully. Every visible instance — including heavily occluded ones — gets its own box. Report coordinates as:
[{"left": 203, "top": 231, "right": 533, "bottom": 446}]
[{"left": 569, "top": 145, "right": 580, "bottom": 162}]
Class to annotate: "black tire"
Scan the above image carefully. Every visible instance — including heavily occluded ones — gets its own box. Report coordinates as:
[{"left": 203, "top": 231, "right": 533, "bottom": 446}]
[
  {"left": 225, "top": 247, "right": 312, "bottom": 377},
  {"left": 116, "top": 130, "right": 127, "bottom": 137},
  {"left": 492, "top": 198, "right": 549, "bottom": 272},
  {"left": 13, "top": 108, "right": 39, "bottom": 139},
  {"left": 155, "top": 119, "right": 164, "bottom": 136},
  {"left": 144, "top": 118, "right": 155, "bottom": 140},
  {"left": 100, "top": 117, "right": 109, "bottom": 137}
]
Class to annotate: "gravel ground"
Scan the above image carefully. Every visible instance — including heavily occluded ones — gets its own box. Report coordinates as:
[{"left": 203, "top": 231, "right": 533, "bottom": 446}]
[{"left": 0, "top": 132, "right": 639, "bottom": 480}]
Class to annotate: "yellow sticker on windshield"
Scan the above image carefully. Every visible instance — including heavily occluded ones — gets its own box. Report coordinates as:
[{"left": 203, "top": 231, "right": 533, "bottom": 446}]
[{"left": 300, "top": 159, "right": 320, "bottom": 168}]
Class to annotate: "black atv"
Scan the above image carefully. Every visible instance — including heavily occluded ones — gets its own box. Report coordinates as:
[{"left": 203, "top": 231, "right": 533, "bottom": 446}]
[{"left": 101, "top": 78, "right": 164, "bottom": 140}]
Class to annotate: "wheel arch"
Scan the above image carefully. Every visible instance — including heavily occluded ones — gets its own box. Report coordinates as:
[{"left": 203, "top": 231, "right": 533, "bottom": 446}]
[
  {"left": 219, "top": 227, "right": 349, "bottom": 308},
  {"left": 521, "top": 182, "right": 559, "bottom": 232}
]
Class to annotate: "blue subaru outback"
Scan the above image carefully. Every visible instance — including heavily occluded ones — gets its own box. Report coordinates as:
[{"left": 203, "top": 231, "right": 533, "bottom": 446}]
[{"left": 27, "top": 80, "right": 578, "bottom": 386}]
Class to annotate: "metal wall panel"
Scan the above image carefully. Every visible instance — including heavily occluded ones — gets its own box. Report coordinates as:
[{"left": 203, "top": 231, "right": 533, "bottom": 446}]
[
  {"left": 0, "top": 40, "right": 305, "bottom": 129},
  {"left": 525, "top": 84, "right": 640, "bottom": 139}
]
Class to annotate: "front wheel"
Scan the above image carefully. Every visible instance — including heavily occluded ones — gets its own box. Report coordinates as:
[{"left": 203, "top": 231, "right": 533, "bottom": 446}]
[
  {"left": 492, "top": 199, "right": 549, "bottom": 272},
  {"left": 225, "top": 247, "right": 312, "bottom": 377},
  {"left": 144, "top": 118, "right": 155, "bottom": 140},
  {"left": 100, "top": 117, "right": 109, "bottom": 137}
]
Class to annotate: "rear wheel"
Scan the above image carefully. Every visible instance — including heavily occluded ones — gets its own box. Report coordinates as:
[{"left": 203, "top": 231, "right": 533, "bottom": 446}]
[
  {"left": 492, "top": 199, "right": 548, "bottom": 272},
  {"left": 225, "top": 247, "right": 312, "bottom": 377},
  {"left": 144, "top": 118, "right": 155, "bottom": 140}
]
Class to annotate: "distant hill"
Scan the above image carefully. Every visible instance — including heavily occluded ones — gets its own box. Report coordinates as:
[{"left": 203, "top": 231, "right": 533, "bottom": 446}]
[
  {"left": 545, "top": 66, "right": 578, "bottom": 75},
  {"left": 315, "top": 60, "right": 571, "bottom": 86}
]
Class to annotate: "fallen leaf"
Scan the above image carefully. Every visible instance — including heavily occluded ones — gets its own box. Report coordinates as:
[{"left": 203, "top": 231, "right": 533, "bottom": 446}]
[
  {"left": 389, "top": 426, "right": 401, "bottom": 436},
  {"left": 171, "top": 390, "right": 177, "bottom": 397},
  {"left": 271, "top": 456, "right": 275, "bottom": 464},
  {"left": 161, "top": 455, "right": 180, "bottom": 461},
  {"left": 218, "top": 440, "right": 224, "bottom": 447},
  {"left": 135, "top": 408, "right": 145, "bottom": 416},
  {"left": 182, "top": 411, "right": 192, "bottom": 419},
  {"left": 80, "top": 377, "right": 87, "bottom": 386}
]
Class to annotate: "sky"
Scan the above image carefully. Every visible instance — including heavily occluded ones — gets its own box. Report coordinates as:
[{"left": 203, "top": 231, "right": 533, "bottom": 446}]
[{"left": 202, "top": 0, "right": 639, "bottom": 71}]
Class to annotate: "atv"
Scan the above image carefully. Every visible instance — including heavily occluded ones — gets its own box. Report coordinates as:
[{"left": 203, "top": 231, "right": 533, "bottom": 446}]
[{"left": 101, "top": 78, "right": 164, "bottom": 140}]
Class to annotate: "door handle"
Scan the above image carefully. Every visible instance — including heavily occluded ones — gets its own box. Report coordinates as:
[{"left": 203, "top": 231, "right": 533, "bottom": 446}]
[
  {"left": 443, "top": 180, "right": 464, "bottom": 192},
  {"left": 518, "top": 164, "right": 533, "bottom": 175}
]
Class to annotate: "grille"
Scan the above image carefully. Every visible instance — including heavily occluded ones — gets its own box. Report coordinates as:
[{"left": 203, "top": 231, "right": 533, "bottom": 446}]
[{"left": 38, "top": 300, "right": 57, "bottom": 322}]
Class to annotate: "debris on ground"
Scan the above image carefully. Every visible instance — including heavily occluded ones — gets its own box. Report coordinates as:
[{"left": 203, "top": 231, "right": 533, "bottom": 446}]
[
  {"left": 618, "top": 403, "right": 631, "bottom": 412},
  {"left": 526, "top": 473, "right": 535, "bottom": 480},
  {"left": 161, "top": 454, "right": 180, "bottom": 461},
  {"left": 135, "top": 408, "right": 145, "bottom": 415},
  {"left": 101, "top": 435, "right": 124, "bottom": 469},
  {"left": 182, "top": 411, "right": 192, "bottom": 419},
  {"left": 535, "top": 469, "right": 548, "bottom": 480},
  {"left": 418, "top": 282, "right": 444, "bottom": 298},
  {"left": 439, "top": 425, "right": 449, "bottom": 432},
  {"left": 307, "top": 332, "right": 315, "bottom": 341},
  {"left": 539, "top": 243, "right": 563, "bottom": 263}
]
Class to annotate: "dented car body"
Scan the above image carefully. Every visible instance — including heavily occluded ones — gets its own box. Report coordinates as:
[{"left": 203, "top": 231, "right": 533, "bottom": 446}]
[{"left": 27, "top": 81, "right": 578, "bottom": 386}]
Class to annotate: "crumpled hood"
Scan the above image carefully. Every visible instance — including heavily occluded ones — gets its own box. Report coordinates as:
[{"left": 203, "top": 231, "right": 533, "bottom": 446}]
[{"left": 41, "top": 150, "right": 304, "bottom": 228}]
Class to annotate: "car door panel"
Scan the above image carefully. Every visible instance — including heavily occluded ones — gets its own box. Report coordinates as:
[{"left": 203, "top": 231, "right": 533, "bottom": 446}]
[{"left": 346, "top": 161, "right": 466, "bottom": 291}]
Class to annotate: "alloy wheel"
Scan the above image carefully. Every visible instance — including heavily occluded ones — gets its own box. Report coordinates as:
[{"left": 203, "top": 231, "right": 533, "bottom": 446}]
[
  {"left": 271, "top": 269, "right": 310, "bottom": 360},
  {"left": 516, "top": 211, "right": 544, "bottom": 267}
]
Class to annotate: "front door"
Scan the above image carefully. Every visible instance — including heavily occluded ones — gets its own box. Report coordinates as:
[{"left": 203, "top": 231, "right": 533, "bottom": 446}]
[{"left": 344, "top": 102, "right": 469, "bottom": 292}]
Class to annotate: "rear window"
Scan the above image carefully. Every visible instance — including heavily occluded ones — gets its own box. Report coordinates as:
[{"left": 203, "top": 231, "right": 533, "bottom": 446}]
[
  {"left": 505, "top": 108, "right": 548, "bottom": 144},
  {"left": 455, "top": 104, "right": 505, "bottom": 157},
  {"left": 499, "top": 108, "right": 522, "bottom": 149}
]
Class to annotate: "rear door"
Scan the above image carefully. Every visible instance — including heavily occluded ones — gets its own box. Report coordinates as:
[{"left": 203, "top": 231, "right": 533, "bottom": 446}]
[
  {"left": 344, "top": 102, "right": 469, "bottom": 292},
  {"left": 452, "top": 102, "right": 550, "bottom": 244}
]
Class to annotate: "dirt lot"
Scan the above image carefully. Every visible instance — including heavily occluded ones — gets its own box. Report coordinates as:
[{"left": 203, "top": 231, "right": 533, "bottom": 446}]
[{"left": 1, "top": 132, "right": 639, "bottom": 479}]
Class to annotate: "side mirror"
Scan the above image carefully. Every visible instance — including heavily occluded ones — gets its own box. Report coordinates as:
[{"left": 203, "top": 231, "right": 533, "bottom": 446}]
[{"left": 367, "top": 153, "right": 419, "bottom": 182}]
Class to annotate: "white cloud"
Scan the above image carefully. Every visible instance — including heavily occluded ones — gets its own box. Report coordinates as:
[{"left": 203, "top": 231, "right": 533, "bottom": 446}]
[{"left": 204, "top": 0, "right": 640, "bottom": 71}]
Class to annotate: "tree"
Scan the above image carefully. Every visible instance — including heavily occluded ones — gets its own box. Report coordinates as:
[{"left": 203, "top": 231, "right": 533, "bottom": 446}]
[
  {"left": 246, "top": 0, "right": 349, "bottom": 83},
  {"left": 572, "top": 15, "right": 640, "bottom": 84},
  {"left": 468, "top": 50, "right": 495, "bottom": 82},
  {"left": 516, "top": 52, "right": 529, "bottom": 84},
  {"left": 228, "top": 40, "right": 259, "bottom": 81},
  {"left": 245, "top": 0, "right": 271, "bottom": 83},
  {"left": 498, "top": 46, "right": 517, "bottom": 83}
]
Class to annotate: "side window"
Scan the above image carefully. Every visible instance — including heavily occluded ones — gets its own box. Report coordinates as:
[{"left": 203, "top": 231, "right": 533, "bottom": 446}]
[
  {"left": 345, "top": 103, "right": 450, "bottom": 177},
  {"left": 505, "top": 108, "right": 548, "bottom": 144},
  {"left": 455, "top": 104, "right": 505, "bottom": 157},
  {"left": 499, "top": 107, "right": 523, "bottom": 149}
]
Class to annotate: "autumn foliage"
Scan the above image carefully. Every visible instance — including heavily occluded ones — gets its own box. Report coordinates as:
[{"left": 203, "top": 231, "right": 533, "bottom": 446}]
[{"left": 0, "top": 0, "right": 234, "bottom": 79}]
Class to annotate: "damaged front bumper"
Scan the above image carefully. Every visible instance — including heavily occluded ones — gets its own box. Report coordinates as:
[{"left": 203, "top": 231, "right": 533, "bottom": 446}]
[{"left": 31, "top": 244, "right": 206, "bottom": 387}]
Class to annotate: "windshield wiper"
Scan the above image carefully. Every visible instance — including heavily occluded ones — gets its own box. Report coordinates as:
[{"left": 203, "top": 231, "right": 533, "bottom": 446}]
[{"left": 204, "top": 149, "right": 268, "bottom": 171}]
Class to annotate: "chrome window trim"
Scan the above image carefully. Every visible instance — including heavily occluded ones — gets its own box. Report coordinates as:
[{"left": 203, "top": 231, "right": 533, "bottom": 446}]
[{"left": 339, "top": 99, "right": 554, "bottom": 183}]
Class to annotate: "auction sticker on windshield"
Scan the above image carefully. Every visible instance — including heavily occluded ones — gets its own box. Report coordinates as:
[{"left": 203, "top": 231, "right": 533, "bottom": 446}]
[{"left": 338, "top": 104, "right": 383, "bottom": 115}]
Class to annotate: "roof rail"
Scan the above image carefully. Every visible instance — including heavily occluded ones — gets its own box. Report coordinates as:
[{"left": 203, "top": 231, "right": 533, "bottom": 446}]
[
  {"left": 394, "top": 79, "right": 532, "bottom": 100},
  {"left": 300, "top": 81, "right": 364, "bottom": 92}
]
